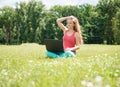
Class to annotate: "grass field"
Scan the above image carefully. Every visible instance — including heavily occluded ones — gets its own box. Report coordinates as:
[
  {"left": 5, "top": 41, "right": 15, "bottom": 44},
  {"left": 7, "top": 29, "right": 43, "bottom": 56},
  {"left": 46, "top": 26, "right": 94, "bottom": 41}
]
[{"left": 0, "top": 43, "right": 120, "bottom": 87}]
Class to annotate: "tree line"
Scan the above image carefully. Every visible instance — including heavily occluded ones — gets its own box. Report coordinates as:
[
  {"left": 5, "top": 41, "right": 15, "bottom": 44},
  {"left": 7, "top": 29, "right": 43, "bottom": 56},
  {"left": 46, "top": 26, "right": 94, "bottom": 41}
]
[{"left": 0, "top": 0, "right": 120, "bottom": 45}]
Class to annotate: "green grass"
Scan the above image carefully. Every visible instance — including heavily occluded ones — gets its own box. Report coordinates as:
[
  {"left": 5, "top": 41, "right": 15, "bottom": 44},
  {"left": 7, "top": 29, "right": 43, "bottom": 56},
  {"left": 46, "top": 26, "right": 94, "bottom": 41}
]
[{"left": 0, "top": 43, "right": 120, "bottom": 87}]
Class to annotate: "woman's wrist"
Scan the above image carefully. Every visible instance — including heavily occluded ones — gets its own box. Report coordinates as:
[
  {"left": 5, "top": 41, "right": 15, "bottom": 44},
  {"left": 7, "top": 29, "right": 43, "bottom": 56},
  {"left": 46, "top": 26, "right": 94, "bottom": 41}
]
[
  {"left": 66, "top": 48, "right": 72, "bottom": 51},
  {"left": 58, "top": 16, "right": 76, "bottom": 22},
  {"left": 65, "top": 16, "right": 71, "bottom": 20},
  {"left": 57, "top": 16, "right": 70, "bottom": 22}
]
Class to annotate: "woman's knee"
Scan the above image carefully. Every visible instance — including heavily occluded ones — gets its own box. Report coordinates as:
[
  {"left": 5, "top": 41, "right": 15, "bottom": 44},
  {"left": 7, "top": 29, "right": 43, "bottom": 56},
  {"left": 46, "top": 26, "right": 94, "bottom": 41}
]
[
  {"left": 46, "top": 51, "right": 59, "bottom": 58},
  {"left": 65, "top": 51, "right": 76, "bottom": 57}
]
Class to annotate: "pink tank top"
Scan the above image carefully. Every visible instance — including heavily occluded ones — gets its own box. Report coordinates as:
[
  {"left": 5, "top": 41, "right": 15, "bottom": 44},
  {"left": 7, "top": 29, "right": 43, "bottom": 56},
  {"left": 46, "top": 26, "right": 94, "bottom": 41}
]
[{"left": 63, "top": 30, "right": 76, "bottom": 52}]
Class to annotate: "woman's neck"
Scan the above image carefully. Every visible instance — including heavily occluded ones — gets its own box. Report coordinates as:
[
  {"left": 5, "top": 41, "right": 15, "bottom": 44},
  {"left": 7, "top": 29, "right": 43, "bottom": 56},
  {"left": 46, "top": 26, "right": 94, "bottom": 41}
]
[
  {"left": 67, "top": 29, "right": 74, "bottom": 36},
  {"left": 68, "top": 28, "right": 74, "bottom": 32}
]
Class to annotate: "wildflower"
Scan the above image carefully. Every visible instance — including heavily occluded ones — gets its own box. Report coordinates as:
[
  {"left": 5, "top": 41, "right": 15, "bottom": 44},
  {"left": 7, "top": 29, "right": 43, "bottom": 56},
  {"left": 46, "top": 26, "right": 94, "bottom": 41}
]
[
  {"left": 104, "top": 54, "right": 108, "bottom": 57},
  {"left": 116, "top": 69, "right": 119, "bottom": 73},
  {"left": 29, "top": 60, "right": 33, "bottom": 63},
  {"left": 115, "top": 53, "right": 118, "bottom": 56},
  {"left": 31, "top": 81, "right": 35, "bottom": 85},
  {"left": 86, "top": 82, "right": 93, "bottom": 87},
  {"left": 81, "top": 80, "right": 87, "bottom": 86},
  {"left": 85, "top": 75, "right": 88, "bottom": 78},
  {"left": 1, "top": 69, "right": 8, "bottom": 76},
  {"left": 105, "top": 84, "right": 111, "bottom": 87},
  {"left": 76, "top": 62, "right": 81, "bottom": 66},
  {"left": 95, "top": 76, "right": 103, "bottom": 82},
  {"left": 95, "top": 56, "right": 98, "bottom": 58},
  {"left": 114, "top": 73, "right": 118, "bottom": 77}
]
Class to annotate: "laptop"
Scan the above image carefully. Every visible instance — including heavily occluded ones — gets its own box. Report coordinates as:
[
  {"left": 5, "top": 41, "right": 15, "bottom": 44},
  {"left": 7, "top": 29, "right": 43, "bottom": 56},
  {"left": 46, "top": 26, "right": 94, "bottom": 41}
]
[{"left": 44, "top": 39, "right": 64, "bottom": 52}]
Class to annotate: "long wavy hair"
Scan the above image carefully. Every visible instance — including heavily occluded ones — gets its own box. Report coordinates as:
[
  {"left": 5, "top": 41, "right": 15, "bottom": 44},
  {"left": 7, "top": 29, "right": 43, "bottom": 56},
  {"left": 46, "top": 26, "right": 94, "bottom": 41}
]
[{"left": 72, "top": 18, "right": 83, "bottom": 44}]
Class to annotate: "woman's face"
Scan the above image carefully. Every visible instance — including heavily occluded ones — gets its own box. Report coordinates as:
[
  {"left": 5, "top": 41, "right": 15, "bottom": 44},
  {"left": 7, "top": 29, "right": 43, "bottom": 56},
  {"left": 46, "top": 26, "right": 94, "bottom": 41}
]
[{"left": 67, "top": 19, "right": 75, "bottom": 29}]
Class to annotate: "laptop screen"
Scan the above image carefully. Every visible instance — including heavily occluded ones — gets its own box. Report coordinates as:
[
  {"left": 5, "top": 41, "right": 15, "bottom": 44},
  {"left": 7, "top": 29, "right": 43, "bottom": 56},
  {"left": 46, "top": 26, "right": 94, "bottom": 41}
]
[{"left": 44, "top": 39, "right": 64, "bottom": 52}]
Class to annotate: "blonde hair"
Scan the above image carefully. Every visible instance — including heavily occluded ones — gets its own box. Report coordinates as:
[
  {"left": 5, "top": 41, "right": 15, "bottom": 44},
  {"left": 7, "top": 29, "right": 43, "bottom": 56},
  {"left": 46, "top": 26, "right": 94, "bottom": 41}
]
[{"left": 72, "top": 18, "right": 83, "bottom": 44}]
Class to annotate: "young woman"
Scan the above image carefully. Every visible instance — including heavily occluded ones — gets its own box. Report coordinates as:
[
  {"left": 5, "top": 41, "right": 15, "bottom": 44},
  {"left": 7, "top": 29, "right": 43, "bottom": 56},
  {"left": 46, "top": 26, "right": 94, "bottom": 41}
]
[{"left": 46, "top": 16, "right": 83, "bottom": 58}]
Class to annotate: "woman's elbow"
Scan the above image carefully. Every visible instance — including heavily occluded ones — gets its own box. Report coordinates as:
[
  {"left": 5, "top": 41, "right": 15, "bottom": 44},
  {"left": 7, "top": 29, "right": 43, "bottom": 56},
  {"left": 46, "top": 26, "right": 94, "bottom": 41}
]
[{"left": 56, "top": 19, "right": 60, "bottom": 23}]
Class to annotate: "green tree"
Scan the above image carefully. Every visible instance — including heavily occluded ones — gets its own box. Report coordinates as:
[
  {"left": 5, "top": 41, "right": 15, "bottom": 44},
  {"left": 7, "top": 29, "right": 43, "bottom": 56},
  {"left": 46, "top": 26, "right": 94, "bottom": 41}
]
[
  {"left": 112, "top": 8, "right": 120, "bottom": 44},
  {"left": 78, "top": 4, "right": 103, "bottom": 43},
  {"left": 14, "top": 0, "right": 45, "bottom": 43},
  {"left": 97, "top": 0, "right": 120, "bottom": 44},
  {"left": 0, "top": 6, "right": 15, "bottom": 44}
]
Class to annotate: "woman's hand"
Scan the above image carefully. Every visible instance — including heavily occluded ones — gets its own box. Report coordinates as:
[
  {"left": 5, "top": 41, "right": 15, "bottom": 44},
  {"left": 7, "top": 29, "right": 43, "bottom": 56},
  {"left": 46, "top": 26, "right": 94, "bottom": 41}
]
[
  {"left": 66, "top": 48, "right": 72, "bottom": 51},
  {"left": 69, "top": 15, "right": 75, "bottom": 19},
  {"left": 73, "top": 17, "right": 79, "bottom": 24},
  {"left": 68, "top": 16, "right": 79, "bottom": 24}
]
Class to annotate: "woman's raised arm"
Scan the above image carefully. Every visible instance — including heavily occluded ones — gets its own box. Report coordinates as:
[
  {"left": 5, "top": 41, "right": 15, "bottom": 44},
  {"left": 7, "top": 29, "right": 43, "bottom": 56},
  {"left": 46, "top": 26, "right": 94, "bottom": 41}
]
[{"left": 56, "top": 16, "right": 70, "bottom": 32}]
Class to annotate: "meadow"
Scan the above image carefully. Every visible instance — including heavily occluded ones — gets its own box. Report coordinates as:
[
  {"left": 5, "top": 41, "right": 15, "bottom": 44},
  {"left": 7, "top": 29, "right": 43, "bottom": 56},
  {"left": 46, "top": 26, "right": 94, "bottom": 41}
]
[{"left": 0, "top": 44, "right": 120, "bottom": 87}]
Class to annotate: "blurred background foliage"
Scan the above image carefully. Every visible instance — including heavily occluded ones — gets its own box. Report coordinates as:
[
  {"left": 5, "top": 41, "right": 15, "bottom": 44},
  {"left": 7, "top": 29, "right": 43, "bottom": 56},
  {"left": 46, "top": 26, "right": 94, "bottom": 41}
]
[{"left": 0, "top": 0, "right": 120, "bottom": 45}]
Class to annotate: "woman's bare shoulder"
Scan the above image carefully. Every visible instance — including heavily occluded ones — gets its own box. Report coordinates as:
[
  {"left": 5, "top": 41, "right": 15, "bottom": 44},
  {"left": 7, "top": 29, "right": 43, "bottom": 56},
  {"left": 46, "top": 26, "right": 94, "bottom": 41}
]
[
  {"left": 75, "top": 32, "right": 81, "bottom": 37},
  {"left": 63, "top": 28, "right": 68, "bottom": 33}
]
